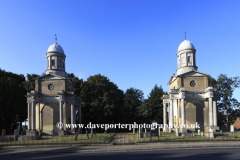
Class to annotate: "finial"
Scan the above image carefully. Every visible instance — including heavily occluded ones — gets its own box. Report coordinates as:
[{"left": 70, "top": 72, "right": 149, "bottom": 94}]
[
  {"left": 185, "top": 31, "right": 186, "bottom": 40},
  {"left": 55, "top": 34, "right": 57, "bottom": 43}
]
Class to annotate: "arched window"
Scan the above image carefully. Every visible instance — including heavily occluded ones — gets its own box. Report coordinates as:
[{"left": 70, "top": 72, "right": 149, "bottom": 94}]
[
  {"left": 188, "top": 56, "right": 191, "bottom": 63},
  {"left": 52, "top": 60, "right": 55, "bottom": 66}
]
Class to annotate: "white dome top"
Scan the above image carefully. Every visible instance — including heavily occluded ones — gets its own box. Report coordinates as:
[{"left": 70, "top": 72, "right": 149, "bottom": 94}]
[
  {"left": 47, "top": 43, "right": 65, "bottom": 54},
  {"left": 178, "top": 40, "right": 195, "bottom": 52}
]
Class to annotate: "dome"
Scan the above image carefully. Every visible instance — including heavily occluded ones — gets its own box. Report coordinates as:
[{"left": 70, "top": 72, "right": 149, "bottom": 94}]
[
  {"left": 178, "top": 40, "right": 195, "bottom": 52},
  {"left": 47, "top": 43, "right": 65, "bottom": 54}
]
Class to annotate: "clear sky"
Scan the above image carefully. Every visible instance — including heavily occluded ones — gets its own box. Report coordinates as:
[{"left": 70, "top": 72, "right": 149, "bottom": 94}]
[{"left": 0, "top": 0, "right": 240, "bottom": 100}]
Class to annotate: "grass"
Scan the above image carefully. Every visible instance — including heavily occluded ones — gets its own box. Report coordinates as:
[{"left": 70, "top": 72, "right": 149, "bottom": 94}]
[
  {"left": 2, "top": 131, "right": 240, "bottom": 146},
  {"left": 0, "top": 133, "right": 113, "bottom": 146},
  {"left": 130, "top": 131, "right": 240, "bottom": 143}
]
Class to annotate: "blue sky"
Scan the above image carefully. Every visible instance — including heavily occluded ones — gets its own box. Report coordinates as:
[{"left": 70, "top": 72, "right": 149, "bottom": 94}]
[{"left": 0, "top": 0, "right": 240, "bottom": 100}]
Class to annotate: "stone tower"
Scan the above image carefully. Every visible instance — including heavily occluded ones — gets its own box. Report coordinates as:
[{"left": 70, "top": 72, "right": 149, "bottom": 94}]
[
  {"left": 26, "top": 41, "right": 81, "bottom": 136},
  {"left": 162, "top": 39, "right": 218, "bottom": 137},
  {"left": 45, "top": 43, "right": 66, "bottom": 77}
]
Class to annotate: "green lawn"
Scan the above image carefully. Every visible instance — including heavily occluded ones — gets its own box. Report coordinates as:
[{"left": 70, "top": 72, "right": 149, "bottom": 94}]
[
  {"left": 131, "top": 131, "right": 240, "bottom": 143},
  {"left": 0, "top": 133, "right": 112, "bottom": 146}
]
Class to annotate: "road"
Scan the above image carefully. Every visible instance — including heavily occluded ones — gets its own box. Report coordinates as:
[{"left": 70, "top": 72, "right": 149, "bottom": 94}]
[{"left": 1, "top": 147, "right": 240, "bottom": 160}]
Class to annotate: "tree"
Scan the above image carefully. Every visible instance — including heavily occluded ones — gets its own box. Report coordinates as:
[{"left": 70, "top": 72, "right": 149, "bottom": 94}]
[
  {"left": 23, "top": 74, "right": 40, "bottom": 92},
  {"left": 208, "top": 75, "right": 218, "bottom": 89},
  {"left": 124, "top": 88, "right": 144, "bottom": 123},
  {"left": 145, "top": 84, "right": 165, "bottom": 123},
  {"left": 208, "top": 74, "right": 240, "bottom": 126},
  {"left": 0, "top": 69, "right": 27, "bottom": 133},
  {"left": 80, "top": 74, "right": 125, "bottom": 129},
  {"left": 66, "top": 73, "right": 83, "bottom": 97},
  {"left": 208, "top": 76, "right": 224, "bottom": 126},
  {"left": 216, "top": 74, "right": 240, "bottom": 124}
]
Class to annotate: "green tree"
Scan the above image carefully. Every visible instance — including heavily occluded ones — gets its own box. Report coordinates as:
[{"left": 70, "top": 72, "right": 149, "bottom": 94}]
[
  {"left": 66, "top": 73, "right": 83, "bottom": 97},
  {"left": 80, "top": 74, "right": 125, "bottom": 128},
  {"left": 208, "top": 74, "right": 240, "bottom": 126},
  {"left": 208, "top": 75, "right": 218, "bottom": 89},
  {"left": 216, "top": 74, "right": 240, "bottom": 124},
  {"left": 146, "top": 84, "right": 165, "bottom": 123},
  {"left": 124, "top": 88, "right": 144, "bottom": 123},
  {"left": 208, "top": 76, "right": 224, "bottom": 126},
  {"left": 23, "top": 74, "right": 40, "bottom": 92},
  {"left": 0, "top": 69, "right": 27, "bottom": 133}
]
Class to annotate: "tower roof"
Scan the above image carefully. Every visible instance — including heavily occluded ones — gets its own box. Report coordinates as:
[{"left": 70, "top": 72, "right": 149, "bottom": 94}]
[
  {"left": 47, "top": 43, "right": 65, "bottom": 54},
  {"left": 177, "top": 40, "right": 195, "bottom": 52}
]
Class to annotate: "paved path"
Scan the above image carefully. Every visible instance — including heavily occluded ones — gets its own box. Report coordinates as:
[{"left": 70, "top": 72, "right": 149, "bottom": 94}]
[
  {"left": 1, "top": 146, "right": 240, "bottom": 160},
  {"left": 1, "top": 148, "right": 240, "bottom": 160},
  {"left": 110, "top": 133, "right": 136, "bottom": 144},
  {"left": 1, "top": 141, "right": 240, "bottom": 156}
]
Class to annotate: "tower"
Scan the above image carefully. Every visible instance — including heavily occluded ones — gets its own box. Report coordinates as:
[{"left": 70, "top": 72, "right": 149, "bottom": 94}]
[
  {"left": 45, "top": 43, "right": 66, "bottom": 77},
  {"left": 176, "top": 40, "right": 198, "bottom": 75},
  {"left": 26, "top": 40, "right": 81, "bottom": 137},
  {"left": 162, "top": 39, "right": 218, "bottom": 137}
]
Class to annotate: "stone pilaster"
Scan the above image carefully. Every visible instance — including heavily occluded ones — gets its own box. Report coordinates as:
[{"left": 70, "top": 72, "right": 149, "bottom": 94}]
[
  {"left": 58, "top": 91, "right": 65, "bottom": 130},
  {"left": 27, "top": 102, "right": 31, "bottom": 131},
  {"left": 169, "top": 99, "right": 173, "bottom": 129},
  {"left": 181, "top": 98, "right": 185, "bottom": 126},
  {"left": 71, "top": 102, "right": 75, "bottom": 130},
  {"left": 209, "top": 95, "right": 213, "bottom": 128},
  {"left": 213, "top": 99, "right": 217, "bottom": 127},
  {"left": 163, "top": 103, "right": 167, "bottom": 131},
  {"left": 59, "top": 100, "right": 63, "bottom": 130},
  {"left": 37, "top": 103, "right": 40, "bottom": 131},
  {"left": 179, "top": 91, "right": 185, "bottom": 126},
  {"left": 31, "top": 98, "right": 36, "bottom": 131}
]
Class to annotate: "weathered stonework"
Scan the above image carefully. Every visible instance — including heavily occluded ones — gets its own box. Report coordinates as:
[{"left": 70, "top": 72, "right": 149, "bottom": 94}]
[
  {"left": 162, "top": 39, "right": 218, "bottom": 137},
  {"left": 25, "top": 42, "right": 81, "bottom": 136}
]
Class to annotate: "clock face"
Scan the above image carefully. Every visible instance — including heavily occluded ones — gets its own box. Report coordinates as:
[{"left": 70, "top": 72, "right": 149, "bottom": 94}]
[
  {"left": 48, "top": 84, "right": 54, "bottom": 90},
  {"left": 190, "top": 80, "right": 196, "bottom": 87}
]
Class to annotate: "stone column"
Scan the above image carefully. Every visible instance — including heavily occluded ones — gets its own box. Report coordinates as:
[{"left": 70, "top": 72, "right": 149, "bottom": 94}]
[
  {"left": 176, "top": 99, "right": 178, "bottom": 127},
  {"left": 40, "top": 104, "right": 44, "bottom": 131},
  {"left": 168, "top": 103, "right": 170, "bottom": 124},
  {"left": 181, "top": 98, "right": 185, "bottom": 126},
  {"left": 37, "top": 103, "right": 40, "bottom": 131},
  {"left": 40, "top": 110, "right": 42, "bottom": 131},
  {"left": 28, "top": 102, "right": 31, "bottom": 130},
  {"left": 169, "top": 99, "right": 173, "bottom": 129},
  {"left": 213, "top": 99, "right": 217, "bottom": 127},
  {"left": 59, "top": 100, "right": 63, "bottom": 130},
  {"left": 71, "top": 102, "right": 75, "bottom": 130},
  {"left": 31, "top": 100, "right": 36, "bottom": 131},
  {"left": 168, "top": 102, "right": 171, "bottom": 128},
  {"left": 209, "top": 97, "right": 213, "bottom": 127},
  {"left": 178, "top": 99, "right": 181, "bottom": 127},
  {"left": 163, "top": 103, "right": 166, "bottom": 130}
]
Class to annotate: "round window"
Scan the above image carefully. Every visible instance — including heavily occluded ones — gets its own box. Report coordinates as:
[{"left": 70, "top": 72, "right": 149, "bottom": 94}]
[
  {"left": 190, "top": 80, "right": 196, "bottom": 87},
  {"left": 48, "top": 84, "right": 54, "bottom": 90}
]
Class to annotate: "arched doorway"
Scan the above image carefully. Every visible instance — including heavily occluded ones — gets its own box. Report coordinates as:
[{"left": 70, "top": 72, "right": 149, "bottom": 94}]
[
  {"left": 41, "top": 102, "right": 59, "bottom": 132},
  {"left": 185, "top": 100, "right": 204, "bottom": 131}
]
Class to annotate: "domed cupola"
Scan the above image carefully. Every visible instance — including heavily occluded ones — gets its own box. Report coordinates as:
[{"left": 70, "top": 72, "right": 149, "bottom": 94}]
[
  {"left": 178, "top": 40, "right": 195, "bottom": 52},
  {"left": 176, "top": 39, "right": 198, "bottom": 75},
  {"left": 45, "top": 40, "right": 67, "bottom": 77},
  {"left": 47, "top": 43, "right": 65, "bottom": 54}
]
